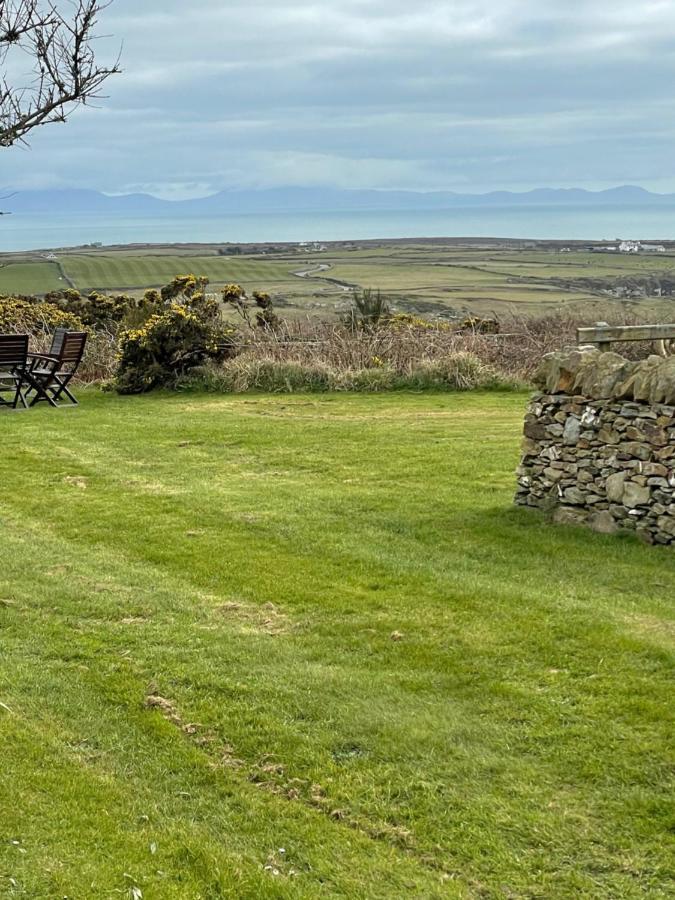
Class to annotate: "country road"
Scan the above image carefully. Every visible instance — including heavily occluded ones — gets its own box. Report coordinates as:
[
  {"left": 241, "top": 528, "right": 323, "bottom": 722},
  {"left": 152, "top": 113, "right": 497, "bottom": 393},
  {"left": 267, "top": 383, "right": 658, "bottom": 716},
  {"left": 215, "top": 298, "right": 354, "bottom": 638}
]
[{"left": 292, "top": 262, "right": 355, "bottom": 292}]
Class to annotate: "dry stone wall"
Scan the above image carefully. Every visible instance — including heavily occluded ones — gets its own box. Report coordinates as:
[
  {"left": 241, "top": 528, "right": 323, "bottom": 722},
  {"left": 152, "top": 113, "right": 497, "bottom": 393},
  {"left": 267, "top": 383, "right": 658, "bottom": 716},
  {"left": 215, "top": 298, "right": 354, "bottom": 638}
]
[{"left": 515, "top": 349, "right": 675, "bottom": 545}]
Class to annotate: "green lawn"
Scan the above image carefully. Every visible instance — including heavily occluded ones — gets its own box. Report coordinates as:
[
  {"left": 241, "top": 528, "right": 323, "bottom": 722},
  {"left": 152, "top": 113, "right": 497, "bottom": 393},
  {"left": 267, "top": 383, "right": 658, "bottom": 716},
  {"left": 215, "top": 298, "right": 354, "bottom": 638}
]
[{"left": 0, "top": 392, "right": 673, "bottom": 898}]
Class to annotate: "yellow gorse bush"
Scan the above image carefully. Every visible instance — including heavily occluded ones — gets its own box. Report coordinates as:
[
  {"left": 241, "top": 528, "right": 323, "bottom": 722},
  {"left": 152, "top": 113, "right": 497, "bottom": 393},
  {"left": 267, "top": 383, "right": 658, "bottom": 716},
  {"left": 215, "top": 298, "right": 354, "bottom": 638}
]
[
  {"left": 114, "top": 303, "right": 238, "bottom": 394},
  {"left": 0, "top": 296, "right": 84, "bottom": 333}
]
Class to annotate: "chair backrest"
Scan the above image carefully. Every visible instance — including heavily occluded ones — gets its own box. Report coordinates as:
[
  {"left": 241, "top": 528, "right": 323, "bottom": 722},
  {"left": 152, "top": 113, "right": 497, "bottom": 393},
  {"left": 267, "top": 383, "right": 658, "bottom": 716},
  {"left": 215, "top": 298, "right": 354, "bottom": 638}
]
[
  {"left": 58, "top": 331, "right": 88, "bottom": 368},
  {"left": 0, "top": 334, "right": 29, "bottom": 370},
  {"left": 50, "top": 327, "right": 68, "bottom": 357}
]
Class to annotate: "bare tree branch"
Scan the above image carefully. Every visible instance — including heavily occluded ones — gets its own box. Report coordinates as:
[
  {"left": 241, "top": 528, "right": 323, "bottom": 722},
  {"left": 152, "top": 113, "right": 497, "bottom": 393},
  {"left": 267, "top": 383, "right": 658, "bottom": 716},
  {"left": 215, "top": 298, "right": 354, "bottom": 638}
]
[{"left": 0, "top": 1, "right": 120, "bottom": 147}]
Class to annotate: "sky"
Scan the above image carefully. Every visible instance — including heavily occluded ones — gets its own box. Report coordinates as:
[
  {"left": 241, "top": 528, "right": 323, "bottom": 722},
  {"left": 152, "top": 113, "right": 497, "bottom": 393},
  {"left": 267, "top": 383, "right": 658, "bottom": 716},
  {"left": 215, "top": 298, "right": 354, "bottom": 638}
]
[{"left": 3, "top": 0, "right": 675, "bottom": 198}]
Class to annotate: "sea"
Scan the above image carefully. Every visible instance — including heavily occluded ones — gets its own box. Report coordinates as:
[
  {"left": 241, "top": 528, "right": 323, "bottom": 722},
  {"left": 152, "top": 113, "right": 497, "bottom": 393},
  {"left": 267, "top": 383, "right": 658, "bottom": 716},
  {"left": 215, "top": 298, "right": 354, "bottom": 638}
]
[{"left": 3, "top": 203, "right": 675, "bottom": 252}]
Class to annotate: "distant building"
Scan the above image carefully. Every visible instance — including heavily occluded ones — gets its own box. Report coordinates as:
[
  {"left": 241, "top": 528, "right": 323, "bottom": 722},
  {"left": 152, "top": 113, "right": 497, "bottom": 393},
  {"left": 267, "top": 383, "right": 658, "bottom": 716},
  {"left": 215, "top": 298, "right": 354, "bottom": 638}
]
[
  {"left": 641, "top": 244, "right": 666, "bottom": 252},
  {"left": 619, "top": 241, "right": 640, "bottom": 253}
]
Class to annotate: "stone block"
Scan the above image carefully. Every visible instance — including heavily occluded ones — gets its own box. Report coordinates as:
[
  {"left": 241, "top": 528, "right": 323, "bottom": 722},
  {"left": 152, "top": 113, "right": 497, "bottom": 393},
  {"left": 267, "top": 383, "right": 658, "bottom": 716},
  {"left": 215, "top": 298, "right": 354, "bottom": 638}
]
[
  {"left": 623, "top": 482, "right": 651, "bottom": 509},
  {"left": 589, "top": 511, "right": 619, "bottom": 534},
  {"left": 606, "top": 472, "right": 627, "bottom": 503}
]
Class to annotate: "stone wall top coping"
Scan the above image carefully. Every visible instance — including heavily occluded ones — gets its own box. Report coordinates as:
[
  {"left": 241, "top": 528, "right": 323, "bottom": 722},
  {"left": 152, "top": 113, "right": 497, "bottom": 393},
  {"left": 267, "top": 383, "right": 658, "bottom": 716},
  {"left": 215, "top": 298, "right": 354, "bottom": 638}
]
[{"left": 533, "top": 348, "right": 675, "bottom": 405}]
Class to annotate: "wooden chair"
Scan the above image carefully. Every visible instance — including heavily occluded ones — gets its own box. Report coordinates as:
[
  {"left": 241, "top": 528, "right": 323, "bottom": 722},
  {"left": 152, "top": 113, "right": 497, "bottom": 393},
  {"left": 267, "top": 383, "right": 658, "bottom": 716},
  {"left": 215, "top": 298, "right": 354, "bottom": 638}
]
[
  {"left": 0, "top": 334, "right": 30, "bottom": 409},
  {"left": 27, "top": 330, "right": 88, "bottom": 407}
]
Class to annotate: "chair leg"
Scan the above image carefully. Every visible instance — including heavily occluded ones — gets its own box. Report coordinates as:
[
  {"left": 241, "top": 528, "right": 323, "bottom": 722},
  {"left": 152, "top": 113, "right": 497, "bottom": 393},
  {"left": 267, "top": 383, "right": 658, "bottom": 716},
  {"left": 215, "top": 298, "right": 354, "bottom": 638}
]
[
  {"left": 50, "top": 373, "right": 78, "bottom": 405},
  {"left": 24, "top": 372, "right": 57, "bottom": 408},
  {"left": 14, "top": 386, "right": 28, "bottom": 409},
  {"left": 10, "top": 377, "right": 28, "bottom": 409}
]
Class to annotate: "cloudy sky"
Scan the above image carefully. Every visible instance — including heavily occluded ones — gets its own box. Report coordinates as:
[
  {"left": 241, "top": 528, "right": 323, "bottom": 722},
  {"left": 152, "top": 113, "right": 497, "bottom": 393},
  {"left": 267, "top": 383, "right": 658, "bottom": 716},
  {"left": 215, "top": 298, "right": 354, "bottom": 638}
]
[{"left": 4, "top": 0, "right": 675, "bottom": 197}]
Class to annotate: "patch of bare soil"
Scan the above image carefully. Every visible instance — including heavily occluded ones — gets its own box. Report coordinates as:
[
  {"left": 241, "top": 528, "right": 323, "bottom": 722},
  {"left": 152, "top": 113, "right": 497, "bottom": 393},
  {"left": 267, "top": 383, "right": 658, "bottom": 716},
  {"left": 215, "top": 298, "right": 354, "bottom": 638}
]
[{"left": 144, "top": 686, "right": 243, "bottom": 764}]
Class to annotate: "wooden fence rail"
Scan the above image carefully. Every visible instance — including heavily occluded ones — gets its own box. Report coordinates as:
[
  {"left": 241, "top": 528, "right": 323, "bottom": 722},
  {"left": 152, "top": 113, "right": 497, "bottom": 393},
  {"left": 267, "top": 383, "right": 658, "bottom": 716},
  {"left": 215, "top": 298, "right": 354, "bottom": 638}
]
[{"left": 577, "top": 322, "right": 675, "bottom": 355}]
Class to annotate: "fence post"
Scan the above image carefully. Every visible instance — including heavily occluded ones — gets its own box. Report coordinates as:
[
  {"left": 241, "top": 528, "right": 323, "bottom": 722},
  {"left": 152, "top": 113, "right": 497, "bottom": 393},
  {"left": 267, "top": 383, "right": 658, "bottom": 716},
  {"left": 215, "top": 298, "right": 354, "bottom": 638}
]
[{"left": 594, "top": 321, "right": 611, "bottom": 353}]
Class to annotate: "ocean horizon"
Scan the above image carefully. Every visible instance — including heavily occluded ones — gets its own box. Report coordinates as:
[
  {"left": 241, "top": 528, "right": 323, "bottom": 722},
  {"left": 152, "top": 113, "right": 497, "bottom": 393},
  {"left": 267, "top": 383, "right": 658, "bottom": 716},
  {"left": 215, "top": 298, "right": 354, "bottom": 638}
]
[{"left": 2, "top": 202, "right": 675, "bottom": 252}]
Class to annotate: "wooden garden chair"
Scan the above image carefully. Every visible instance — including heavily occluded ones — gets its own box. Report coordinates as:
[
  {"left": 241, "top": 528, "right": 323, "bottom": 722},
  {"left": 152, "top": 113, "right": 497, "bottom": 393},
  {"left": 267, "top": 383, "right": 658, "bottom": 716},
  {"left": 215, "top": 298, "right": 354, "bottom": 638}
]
[
  {"left": 0, "top": 334, "right": 31, "bottom": 409},
  {"left": 27, "top": 329, "right": 88, "bottom": 407}
]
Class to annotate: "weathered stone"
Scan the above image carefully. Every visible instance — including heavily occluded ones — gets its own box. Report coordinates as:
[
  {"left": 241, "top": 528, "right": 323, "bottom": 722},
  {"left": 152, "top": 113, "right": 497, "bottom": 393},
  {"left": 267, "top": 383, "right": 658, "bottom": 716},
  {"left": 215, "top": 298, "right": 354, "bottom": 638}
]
[
  {"left": 639, "top": 462, "right": 668, "bottom": 477},
  {"left": 532, "top": 349, "right": 600, "bottom": 394},
  {"left": 589, "top": 511, "right": 619, "bottom": 535},
  {"left": 541, "top": 446, "right": 561, "bottom": 462},
  {"left": 619, "top": 442, "right": 652, "bottom": 461},
  {"left": 524, "top": 421, "right": 547, "bottom": 441},
  {"left": 573, "top": 353, "right": 633, "bottom": 400},
  {"left": 650, "top": 357, "right": 675, "bottom": 405},
  {"left": 563, "top": 487, "right": 587, "bottom": 505},
  {"left": 657, "top": 516, "right": 675, "bottom": 537},
  {"left": 543, "top": 467, "right": 564, "bottom": 483},
  {"left": 597, "top": 427, "right": 621, "bottom": 445},
  {"left": 563, "top": 416, "right": 581, "bottom": 445},
  {"left": 552, "top": 507, "right": 588, "bottom": 527},
  {"left": 535, "top": 350, "right": 675, "bottom": 405},
  {"left": 606, "top": 472, "right": 627, "bottom": 503},
  {"left": 623, "top": 482, "right": 651, "bottom": 508},
  {"left": 626, "top": 422, "right": 668, "bottom": 447},
  {"left": 521, "top": 437, "right": 540, "bottom": 456},
  {"left": 609, "top": 504, "right": 628, "bottom": 519},
  {"left": 616, "top": 357, "right": 663, "bottom": 403}
]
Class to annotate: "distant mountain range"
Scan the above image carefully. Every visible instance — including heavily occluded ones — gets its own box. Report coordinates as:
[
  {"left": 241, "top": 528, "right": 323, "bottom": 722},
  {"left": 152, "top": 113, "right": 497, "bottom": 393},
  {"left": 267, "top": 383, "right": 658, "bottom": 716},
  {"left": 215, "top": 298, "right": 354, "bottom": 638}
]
[{"left": 3, "top": 185, "right": 675, "bottom": 215}]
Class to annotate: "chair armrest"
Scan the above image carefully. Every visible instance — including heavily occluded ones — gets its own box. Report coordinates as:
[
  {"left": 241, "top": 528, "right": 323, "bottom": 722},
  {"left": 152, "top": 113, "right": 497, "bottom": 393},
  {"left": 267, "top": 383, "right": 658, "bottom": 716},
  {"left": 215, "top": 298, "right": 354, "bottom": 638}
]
[
  {"left": 27, "top": 353, "right": 59, "bottom": 373},
  {"left": 27, "top": 353, "right": 59, "bottom": 362}
]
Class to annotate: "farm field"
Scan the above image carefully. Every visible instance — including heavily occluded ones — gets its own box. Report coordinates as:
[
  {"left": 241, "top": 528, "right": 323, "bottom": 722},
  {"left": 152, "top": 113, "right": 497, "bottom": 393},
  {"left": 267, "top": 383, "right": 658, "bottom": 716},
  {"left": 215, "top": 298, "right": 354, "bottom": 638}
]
[
  {"left": 1, "top": 391, "right": 673, "bottom": 898},
  {"left": 2, "top": 240, "right": 675, "bottom": 319},
  {"left": 0, "top": 260, "right": 64, "bottom": 295}
]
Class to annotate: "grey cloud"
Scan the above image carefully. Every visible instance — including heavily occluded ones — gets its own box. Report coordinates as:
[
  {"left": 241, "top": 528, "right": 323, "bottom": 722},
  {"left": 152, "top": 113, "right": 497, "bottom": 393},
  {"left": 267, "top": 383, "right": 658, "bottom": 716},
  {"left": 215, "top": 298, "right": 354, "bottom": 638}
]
[{"left": 3, "top": 0, "right": 675, "bottom": 195}]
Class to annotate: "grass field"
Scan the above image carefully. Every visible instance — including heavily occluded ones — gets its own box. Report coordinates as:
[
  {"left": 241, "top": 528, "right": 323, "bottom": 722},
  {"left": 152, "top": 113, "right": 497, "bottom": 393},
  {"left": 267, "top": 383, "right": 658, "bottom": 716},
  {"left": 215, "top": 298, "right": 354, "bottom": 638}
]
[
  {"left": 0, "top": 260, "right": 64, "bottom": 295},
  {"left": 59, "top": 254, "right": 303, "bottom": 294},
  {"left": 1, "top": 392, "right": 673, "bottom": 898},
  {"left": 3, "top": 242, "right": 675, "bottom": 320}
]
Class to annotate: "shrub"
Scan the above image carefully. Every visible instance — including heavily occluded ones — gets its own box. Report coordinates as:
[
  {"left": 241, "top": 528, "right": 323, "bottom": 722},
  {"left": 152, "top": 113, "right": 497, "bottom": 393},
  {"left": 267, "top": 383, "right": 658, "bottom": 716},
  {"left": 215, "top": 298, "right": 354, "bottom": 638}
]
[
  {"left": 221, "top": 284, "right": 281, "bottom": 330},
  {"left": 43, "top": 289, "right": 144, "bottom": 327},
  {"left": 0, "top": 296, "right": 83, "bottom": 333},
  {"left": 343, "top": 288, "right": 390, "bottom": 330},
  {"left": 337, "top": 365, "right": 399, "bottom": 392},
  {"left": 205, "top": 357, "right": 333, "bottom": 393},
  {"left": 178, "top": 351, "right": 518, "bottom": 395},
  {"left": 405, "top": 353, "right": 495, "bottom": 391},
  {"left": 114, "top": 305, "right": 238, "bottom": 394}
]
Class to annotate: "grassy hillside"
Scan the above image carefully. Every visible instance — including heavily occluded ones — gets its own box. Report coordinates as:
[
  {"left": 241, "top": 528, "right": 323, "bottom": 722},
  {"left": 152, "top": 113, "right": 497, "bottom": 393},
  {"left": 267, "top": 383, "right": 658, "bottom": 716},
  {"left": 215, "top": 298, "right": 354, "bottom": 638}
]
[{"left": 1, "top": 392, "right": 673, "bottom": 897}]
